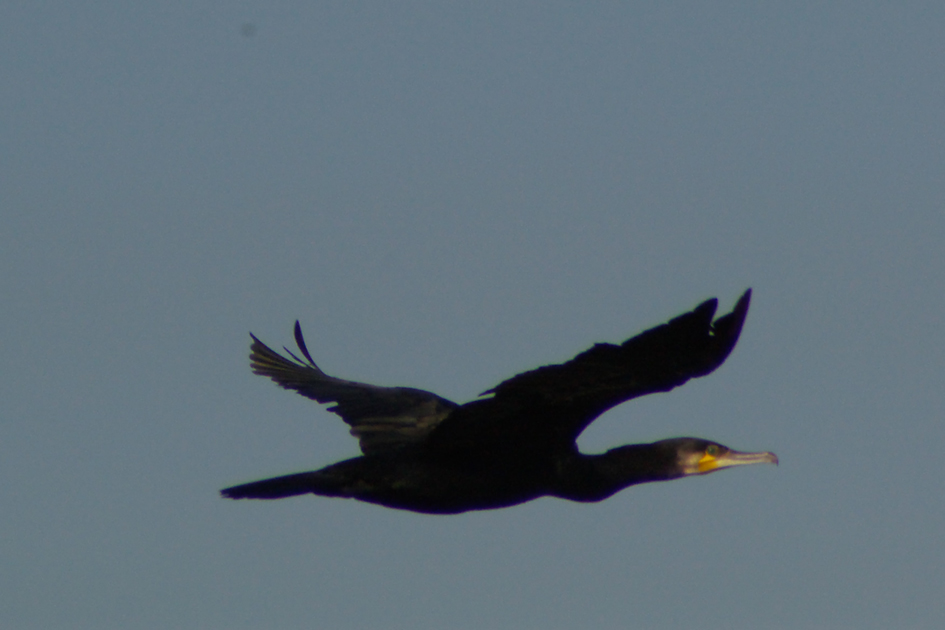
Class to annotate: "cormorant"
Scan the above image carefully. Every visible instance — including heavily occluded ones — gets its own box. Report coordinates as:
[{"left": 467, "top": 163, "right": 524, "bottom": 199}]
[{"left": 221, "top": 290, "right": 776, "bottom": 514}]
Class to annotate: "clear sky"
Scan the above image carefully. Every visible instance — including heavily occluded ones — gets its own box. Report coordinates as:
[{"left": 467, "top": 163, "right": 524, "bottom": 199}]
[{"left": 3, "top": 2, "right": 943, "bottom": 629}]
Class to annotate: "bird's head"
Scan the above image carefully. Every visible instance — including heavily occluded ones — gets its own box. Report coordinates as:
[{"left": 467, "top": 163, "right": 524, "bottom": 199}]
[{"left": 654, "top": 437, "right": 778, "bottom": 476}]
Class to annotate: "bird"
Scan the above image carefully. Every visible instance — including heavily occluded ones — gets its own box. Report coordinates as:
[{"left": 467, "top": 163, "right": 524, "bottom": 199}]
[{"left": 221, "top": 289, "right": 776, "bottom": 514}]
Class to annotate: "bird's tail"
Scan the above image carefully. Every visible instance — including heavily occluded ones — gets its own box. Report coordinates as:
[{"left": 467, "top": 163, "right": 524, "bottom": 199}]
[{"left": 221, "top": 470, "right": 346, "bottom": 500}]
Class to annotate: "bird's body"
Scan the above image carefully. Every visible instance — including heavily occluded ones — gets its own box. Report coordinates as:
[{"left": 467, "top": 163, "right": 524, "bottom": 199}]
[{"left": 222, "top": 290, "right": 776, "bottom": 514}]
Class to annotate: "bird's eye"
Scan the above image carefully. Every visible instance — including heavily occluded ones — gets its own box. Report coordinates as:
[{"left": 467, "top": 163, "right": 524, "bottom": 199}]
[{"left": 706, "top": 444, "right": 720, "bottom": 457}]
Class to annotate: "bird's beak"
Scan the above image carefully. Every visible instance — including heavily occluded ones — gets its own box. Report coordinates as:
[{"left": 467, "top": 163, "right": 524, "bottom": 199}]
[{"left": 697, "top": 449, "right": 779, "bottom": 473}]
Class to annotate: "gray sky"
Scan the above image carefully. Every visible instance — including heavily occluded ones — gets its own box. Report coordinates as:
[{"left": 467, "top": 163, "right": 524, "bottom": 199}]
[{"left": 3, "top": 2, "right": 944, "bottom": 629}]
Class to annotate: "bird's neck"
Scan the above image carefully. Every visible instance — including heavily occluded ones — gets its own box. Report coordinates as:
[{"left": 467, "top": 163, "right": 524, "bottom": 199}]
[{"left": 551, "top": 443, "right": 681, "bottom": 503}]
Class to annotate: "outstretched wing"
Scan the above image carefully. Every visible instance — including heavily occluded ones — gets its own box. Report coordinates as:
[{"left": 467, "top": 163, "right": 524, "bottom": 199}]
[
  {"left": 431, "top": 290, "right": 752, "bottom": 450},
  {"left": 249, "top": 322, "right": 458, "bottom": 455}
]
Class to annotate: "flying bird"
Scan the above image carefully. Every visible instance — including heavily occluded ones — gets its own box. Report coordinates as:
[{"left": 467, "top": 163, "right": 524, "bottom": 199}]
[{"left": 221, "top": 289, "right": 776, "bottom": 514}]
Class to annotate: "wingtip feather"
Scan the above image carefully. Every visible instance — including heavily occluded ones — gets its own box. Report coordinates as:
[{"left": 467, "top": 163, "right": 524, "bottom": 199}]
[
  {"left": 708, "top": 289, "right": 752, "bottom": 356},
  {"left": 294, "top": 320, "right": 319, "bottom": 366}
]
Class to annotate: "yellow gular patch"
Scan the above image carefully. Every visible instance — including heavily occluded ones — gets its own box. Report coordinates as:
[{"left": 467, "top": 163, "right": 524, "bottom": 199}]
[{"left": 697, "top": 453, "right": 719, "bottom": 473}]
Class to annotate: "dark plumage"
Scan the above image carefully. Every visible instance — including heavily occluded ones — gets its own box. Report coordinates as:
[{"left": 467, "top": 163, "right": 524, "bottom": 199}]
[{"left": 221, "top": 289, "right": 776, "bottom": 514}]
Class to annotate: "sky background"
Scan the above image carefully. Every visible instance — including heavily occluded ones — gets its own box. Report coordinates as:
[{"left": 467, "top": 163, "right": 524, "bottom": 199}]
[{"left": 3, "top": 2, "right": 944, "bottom": 629}]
